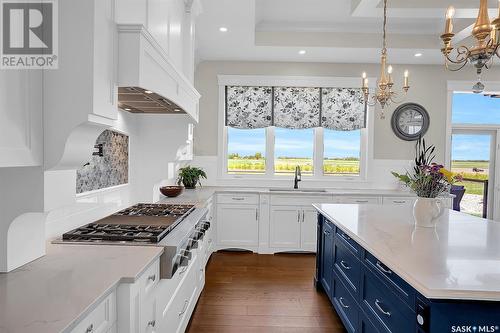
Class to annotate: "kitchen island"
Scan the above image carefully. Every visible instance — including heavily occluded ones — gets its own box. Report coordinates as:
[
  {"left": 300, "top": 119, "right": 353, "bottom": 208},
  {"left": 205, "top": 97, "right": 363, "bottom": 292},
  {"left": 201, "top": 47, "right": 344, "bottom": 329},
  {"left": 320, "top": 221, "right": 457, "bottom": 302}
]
[{"left": 314, "top": 204, "right": 500, "bottom": 333}]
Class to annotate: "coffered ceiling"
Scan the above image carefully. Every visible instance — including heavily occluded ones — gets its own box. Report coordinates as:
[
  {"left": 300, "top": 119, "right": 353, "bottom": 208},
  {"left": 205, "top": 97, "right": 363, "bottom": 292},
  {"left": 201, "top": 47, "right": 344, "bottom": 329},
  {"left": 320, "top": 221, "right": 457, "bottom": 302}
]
[{"left": 196, "top": 0, "right": 499, "bottom": 64}]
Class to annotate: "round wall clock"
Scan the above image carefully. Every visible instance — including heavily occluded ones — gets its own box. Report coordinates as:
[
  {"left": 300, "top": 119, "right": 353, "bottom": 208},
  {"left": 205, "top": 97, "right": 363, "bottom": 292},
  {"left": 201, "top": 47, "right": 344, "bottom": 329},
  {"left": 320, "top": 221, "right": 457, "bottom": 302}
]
[{"left": 391, "top": 103, "right": 430, "bottom": 141}]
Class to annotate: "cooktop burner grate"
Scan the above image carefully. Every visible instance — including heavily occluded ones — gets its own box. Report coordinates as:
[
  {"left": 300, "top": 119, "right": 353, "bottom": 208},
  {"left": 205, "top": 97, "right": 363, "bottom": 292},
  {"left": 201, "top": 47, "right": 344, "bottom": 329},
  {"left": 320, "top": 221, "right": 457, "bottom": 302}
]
[{"left": 62, "top": 203, "right": 195, "bottom": 243}]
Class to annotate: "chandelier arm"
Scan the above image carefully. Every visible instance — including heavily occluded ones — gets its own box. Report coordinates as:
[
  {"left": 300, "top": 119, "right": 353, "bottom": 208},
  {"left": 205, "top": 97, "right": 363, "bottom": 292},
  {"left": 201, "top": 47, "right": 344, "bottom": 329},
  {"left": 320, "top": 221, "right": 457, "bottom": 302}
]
[{"left": 444, "top": 59, "right": 469, "bottom": 72}]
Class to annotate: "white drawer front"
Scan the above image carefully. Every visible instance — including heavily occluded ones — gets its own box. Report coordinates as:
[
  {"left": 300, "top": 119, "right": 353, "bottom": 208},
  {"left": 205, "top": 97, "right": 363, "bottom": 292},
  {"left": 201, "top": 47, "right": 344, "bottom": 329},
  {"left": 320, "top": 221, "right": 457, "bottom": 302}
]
[
  {"left": 71, "top": 291, "right": 116, "bottom": 333},
  {"left": 383, "top": 197, "right": 415, "bottom": 206},
  {"left": 158, "top": 257, "right": 198, "bottom": 333},
  {"left": 270, "top": 195, "right": 333, "bottom": 206},
  {"left": 138, "top": 259, "right": 160, "bottom": 299},
  {"left": 338, "top": 197, "right": 381, "bottom": 204},
  {"left": 217, "top": 193, "right": 259, "bottom": 205}
]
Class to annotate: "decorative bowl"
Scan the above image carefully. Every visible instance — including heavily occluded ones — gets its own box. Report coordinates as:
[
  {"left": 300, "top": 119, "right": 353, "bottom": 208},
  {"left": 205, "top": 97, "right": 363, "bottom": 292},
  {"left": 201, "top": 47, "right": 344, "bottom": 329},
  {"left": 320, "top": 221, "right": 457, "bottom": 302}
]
[{"left": 159, "top": 186, "right": 184, "bottom": 197}]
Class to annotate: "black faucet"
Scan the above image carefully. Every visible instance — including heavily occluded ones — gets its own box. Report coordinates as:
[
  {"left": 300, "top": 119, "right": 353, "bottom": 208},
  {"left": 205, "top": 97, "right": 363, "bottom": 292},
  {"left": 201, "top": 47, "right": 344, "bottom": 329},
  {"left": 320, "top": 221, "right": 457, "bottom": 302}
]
[{"left": 294, "top": 165, "right": 302, "bottom": 189}]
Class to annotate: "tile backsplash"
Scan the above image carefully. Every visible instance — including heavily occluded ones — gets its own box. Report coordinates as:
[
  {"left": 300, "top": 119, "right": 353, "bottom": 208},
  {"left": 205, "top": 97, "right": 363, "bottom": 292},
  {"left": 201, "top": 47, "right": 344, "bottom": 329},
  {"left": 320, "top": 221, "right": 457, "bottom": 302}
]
[{"left": 76, "top": 130, "right": 129, "bottom": 194}]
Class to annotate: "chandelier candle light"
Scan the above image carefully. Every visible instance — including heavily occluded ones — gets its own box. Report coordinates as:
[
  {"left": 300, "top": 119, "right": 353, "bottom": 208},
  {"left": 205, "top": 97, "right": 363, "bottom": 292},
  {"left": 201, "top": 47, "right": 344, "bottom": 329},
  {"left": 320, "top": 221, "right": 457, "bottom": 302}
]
[
  {"left": 441, "top": 0, "right": 500, "bottom": 93},
  {"left": 361, "top": 0, "right": 410, "bottom": 116}
]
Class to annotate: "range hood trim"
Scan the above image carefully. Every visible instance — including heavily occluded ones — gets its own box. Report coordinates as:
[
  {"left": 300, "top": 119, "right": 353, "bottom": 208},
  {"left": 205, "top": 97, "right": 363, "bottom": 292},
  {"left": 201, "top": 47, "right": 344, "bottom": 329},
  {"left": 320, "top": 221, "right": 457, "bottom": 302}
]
[{"left": 117, "top": 24, "right": 200, "bottom": 121}]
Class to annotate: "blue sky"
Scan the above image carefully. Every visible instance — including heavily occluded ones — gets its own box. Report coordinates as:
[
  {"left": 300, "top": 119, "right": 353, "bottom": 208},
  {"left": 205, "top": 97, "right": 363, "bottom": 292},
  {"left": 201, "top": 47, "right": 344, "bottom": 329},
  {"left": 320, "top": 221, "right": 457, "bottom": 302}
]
[{"left": 451, "top": 93, "right": 499, "bottom": 161}]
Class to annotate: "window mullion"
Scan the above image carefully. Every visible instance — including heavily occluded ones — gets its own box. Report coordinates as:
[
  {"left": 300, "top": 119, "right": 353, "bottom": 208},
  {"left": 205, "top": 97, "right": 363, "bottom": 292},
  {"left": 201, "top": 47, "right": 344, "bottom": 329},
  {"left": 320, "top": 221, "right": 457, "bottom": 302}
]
[
  {"left": 266, "top": 126, "right": 275, "bottom": 176},
  {"left": 314, "top": 127, "right": 324, "bottom": 178}
]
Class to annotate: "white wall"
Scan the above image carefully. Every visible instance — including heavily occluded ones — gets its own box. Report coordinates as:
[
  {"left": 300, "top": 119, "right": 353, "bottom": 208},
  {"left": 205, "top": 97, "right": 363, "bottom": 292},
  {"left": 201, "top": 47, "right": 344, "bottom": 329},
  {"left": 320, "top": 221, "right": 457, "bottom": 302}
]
[{"left": 194, "top": 61, "right": 500, "bottom": 162}]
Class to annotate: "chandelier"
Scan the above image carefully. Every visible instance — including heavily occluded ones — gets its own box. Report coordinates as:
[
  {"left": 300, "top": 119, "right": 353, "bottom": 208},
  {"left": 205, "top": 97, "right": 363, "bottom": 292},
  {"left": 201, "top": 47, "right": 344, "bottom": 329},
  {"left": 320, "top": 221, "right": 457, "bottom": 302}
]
[
  {"left": 441, "top": 0, "right": 500, "bottom": 93},
  {"left": 361, "top": 0, "right": 410, "bottom": 115}
]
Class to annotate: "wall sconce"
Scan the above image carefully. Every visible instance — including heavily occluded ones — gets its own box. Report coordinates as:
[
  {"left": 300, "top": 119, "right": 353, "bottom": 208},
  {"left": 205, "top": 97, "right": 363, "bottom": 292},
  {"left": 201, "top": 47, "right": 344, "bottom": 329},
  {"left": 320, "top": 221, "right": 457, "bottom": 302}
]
[{"left": 92, "top": 143, "right": 104, "bottom": 157}]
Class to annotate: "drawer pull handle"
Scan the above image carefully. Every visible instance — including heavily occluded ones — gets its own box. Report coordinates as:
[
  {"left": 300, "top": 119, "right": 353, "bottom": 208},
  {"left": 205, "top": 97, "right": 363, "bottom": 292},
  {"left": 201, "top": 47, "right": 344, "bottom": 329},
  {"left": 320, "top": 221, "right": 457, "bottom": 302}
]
[
  {"left": 178, "top": 299, "right": 189, "bottom": 316},
  {"left": 374, "top": 299, "right": 391, "bottom": 317},
  {"left": 179, "top": 266, "right": 188, "bottom": 275},
  {"left": 147, "top": 320, "right": 156, "bottom": 328},
  {"left": 323, "top": 230, "right": 331, "bottom": 236},
  {"left": 340, "top": 260, "right": 351, "bottom": 270},
  {"left": 147, "top": 274, "right": 156, "bottom": 282},
  {"left": 85, "top": 324, "right": 94, "bottom": 333},
  {"left": 340, "top": 232, "right": 351, "bottom": 241},
  {"left": 232, "top": 197, "right": 245, "bottom": 201},
  {"left": 393, "top": 200, "right": 406, "bottom": 204},
  {"left": 356, "top": 200, "right": 369, "bottom": 203},
  {"left": 376, "top": 261, "right": 392, "bottom": 275},
  {"left": 339, "top": 297, "right": 350, "bottom": 309}
]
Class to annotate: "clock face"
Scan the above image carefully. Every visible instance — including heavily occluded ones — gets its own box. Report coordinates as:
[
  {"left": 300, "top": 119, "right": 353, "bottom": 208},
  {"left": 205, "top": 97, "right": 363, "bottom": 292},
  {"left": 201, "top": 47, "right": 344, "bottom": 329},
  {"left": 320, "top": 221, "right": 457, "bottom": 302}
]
[
  {"left": 398, "top": 109, "right": 424, "bottom": 135},
  {"left": 391, "top": 103, "right": 429, "bottom": 141}
]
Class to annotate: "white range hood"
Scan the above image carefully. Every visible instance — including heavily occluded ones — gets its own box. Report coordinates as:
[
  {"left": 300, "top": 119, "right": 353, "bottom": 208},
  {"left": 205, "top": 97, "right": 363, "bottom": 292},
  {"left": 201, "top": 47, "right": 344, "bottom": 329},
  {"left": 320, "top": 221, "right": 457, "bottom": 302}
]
[{"left": 117, "top": 24, "right": 200, "bottom": 122}]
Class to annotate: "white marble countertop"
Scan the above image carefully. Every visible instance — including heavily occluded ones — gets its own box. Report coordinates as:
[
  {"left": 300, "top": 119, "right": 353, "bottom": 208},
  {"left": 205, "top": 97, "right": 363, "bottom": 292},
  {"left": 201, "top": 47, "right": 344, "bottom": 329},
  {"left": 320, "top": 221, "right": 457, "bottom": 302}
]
[
  {"left": 314, "top": 203, "right": 500, "bottom": 301},
  {"left": 0, "top": 243, "right": 163, "bottom": 333},
  {"left": 157, "top": 186, "right": 430, "bottom": 205}
]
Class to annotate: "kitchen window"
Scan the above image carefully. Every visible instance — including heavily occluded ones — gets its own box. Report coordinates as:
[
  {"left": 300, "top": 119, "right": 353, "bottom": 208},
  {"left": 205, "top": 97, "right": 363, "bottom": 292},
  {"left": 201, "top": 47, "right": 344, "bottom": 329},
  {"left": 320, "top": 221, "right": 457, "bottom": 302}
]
[{"left": 219, "top": 76, "right": 372, "bottom": 180}]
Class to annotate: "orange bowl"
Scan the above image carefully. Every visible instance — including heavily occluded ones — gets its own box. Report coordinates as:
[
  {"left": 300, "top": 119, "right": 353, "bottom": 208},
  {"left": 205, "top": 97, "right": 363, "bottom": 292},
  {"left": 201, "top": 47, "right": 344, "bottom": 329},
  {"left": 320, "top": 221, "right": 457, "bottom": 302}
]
[{"left": 159, "top": 186, "right": 184, "bottom": 197}]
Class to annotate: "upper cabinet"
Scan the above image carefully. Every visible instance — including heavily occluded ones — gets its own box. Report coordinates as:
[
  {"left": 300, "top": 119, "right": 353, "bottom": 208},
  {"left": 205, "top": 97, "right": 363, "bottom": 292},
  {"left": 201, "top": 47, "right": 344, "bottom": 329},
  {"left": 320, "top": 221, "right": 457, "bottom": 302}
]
[
  {"left": 116, "top": 0, "right": 200, "bottom": 83},
  {"left": 43, "top": 0, "right": 117, "bottom": 169}
]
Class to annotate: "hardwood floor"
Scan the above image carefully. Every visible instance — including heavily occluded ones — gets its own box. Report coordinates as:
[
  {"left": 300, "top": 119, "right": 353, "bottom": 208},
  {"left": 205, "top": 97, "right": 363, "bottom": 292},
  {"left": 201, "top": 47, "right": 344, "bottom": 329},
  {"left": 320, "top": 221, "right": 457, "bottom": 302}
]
[{"left": 187, "top": 251, "right": 347, "bottom": 333}]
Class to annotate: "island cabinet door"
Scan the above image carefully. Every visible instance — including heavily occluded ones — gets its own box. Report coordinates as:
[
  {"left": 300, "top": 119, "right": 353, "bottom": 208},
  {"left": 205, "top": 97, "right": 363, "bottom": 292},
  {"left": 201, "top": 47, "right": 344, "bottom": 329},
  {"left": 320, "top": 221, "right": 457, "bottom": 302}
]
[
  {"left": 269, "top": 206, "right": 301, "bottom": 249},
  {"left": 320, "top": 220, "right": 334, "bottom": 298}
]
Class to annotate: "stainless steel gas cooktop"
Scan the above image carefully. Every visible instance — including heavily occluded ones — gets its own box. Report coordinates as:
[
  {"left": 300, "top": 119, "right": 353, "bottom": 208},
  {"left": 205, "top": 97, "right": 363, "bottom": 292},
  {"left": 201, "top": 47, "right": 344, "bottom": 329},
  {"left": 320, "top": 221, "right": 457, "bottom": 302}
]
[{"left": 61, "top": 203, "right": 195, "bottom": 244}]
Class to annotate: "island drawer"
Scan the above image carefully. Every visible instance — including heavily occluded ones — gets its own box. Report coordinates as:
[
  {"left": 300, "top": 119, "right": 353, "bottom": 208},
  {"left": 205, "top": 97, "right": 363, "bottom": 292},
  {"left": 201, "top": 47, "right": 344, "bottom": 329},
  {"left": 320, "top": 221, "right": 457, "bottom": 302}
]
[
  {"left": 217, "top": 193, "right": 259, "bottom": 205},
  {"left": 335, "top": 228, "right": 361, "bottom": 257},
  {"left": 332, "top": 276, "right": 359, "bottom": 333},
  {"left": 364, "top": 252, "right": 414, "bottom": 306},
  {"left": 361, "top": 268, "right": 414, "bottom": 333},
  {"left": 334, "top": 240, "right": 361, "bottom": 295}
]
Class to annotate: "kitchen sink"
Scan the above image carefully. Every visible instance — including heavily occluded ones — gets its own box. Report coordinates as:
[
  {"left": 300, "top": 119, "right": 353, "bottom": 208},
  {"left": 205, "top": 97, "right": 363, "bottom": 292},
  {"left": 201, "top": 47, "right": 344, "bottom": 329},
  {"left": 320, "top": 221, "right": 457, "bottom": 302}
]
[{"left": 269, "top": 188, "right": 328, "bottom": 193}]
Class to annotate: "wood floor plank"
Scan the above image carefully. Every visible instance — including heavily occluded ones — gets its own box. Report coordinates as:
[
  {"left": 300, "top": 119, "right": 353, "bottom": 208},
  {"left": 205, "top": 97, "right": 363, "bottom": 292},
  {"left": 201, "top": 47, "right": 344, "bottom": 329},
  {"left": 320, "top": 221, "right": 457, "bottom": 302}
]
[{"left": 186, "top": 252, "right": 347, "bottom": 333}]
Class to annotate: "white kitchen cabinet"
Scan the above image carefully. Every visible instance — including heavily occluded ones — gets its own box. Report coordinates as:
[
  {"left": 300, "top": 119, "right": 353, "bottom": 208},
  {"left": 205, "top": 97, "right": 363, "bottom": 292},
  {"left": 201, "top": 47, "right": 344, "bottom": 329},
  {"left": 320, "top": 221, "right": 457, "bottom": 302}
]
[
  {"left": 216, "top": 203, "right": 259, "bottom": 249},
  {"left": 301, "top": 208, "right": 318, "bottom": 251},
  {"left": 269, "top": 205, "right": 318, "bottom": 252},
  {"left": 270, "top": 206, "right": 301, "bottom": 248},
  {"left": 0, "top": 71, "right": 42, "bottom": 167}
]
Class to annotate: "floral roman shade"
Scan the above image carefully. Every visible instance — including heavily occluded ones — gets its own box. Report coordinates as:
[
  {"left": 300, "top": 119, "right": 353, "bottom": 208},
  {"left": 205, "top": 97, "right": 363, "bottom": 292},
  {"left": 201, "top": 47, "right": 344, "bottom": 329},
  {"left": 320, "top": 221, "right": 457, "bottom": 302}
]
[
  {"left": 321, "top": 88, "right": 366, "bottom": 131},
  {"left": 225, "top": 85, "right": 366, "bottom": 130},
  {"left": 225, "top": 86, "right": 273, "bottom": 129},
  {"left": 273, "top": 87, "right": 321, "bottom": 129}
]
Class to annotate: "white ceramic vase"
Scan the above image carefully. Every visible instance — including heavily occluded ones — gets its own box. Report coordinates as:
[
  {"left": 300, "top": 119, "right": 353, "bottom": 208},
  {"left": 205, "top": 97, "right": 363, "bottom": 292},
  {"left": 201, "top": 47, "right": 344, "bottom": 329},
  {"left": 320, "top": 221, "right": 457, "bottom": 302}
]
[{"left": 413, "top": 197, "right": 445, "bottom": 228}]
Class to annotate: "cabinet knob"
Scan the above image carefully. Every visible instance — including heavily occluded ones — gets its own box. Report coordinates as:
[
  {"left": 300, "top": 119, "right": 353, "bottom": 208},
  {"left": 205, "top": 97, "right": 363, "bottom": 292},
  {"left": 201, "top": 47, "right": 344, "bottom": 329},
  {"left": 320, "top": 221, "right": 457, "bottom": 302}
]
[
  {"left": 147, "top": 274, "right": 156, "bottom": 282},
  {"left": 85, "top": 324, "right": 94, "bottom": 333},
  {"left": 147, "top": 320, "right": 156, "bottom": 328}
]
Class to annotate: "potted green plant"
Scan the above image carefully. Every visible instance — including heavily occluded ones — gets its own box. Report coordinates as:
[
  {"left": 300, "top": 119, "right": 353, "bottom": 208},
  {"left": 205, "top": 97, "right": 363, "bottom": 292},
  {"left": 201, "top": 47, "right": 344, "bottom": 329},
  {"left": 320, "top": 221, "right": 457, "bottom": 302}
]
[{"left": 177, "top": 166, "right": 207, "bottom": 189}]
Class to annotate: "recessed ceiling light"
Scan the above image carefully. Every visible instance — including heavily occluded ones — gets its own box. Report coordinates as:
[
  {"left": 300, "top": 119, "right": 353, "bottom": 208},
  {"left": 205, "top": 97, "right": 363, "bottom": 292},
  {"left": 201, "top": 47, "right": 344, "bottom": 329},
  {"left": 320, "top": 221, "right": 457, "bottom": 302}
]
[
  {"left": 124, "top": 108, "right": 131, "bottom": 111},
  {"left": 144, "top": 90, "right": 153, "bottom": 94},
  {"left": 414, "top": 53, "right": 423, "bottom": 57},
  {"left": 299, "top": 50, "right": 306, "bottom": 55},
  {"left": 174, "top": 108, "right": 181, "bottom": 112},
  {"left": 219, "top": 27, "right": 228, "bottom": 32}
]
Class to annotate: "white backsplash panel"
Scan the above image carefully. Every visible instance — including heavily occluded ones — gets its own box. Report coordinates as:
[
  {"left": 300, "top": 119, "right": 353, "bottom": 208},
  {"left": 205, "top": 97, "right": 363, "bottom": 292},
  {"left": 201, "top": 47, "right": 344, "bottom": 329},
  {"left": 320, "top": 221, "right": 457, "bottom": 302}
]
[{"left": 76, "top": 130, "right": 129, "bottom": 193}]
